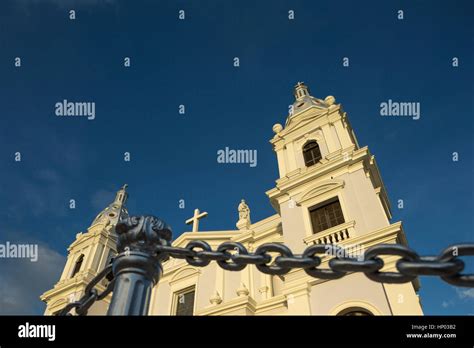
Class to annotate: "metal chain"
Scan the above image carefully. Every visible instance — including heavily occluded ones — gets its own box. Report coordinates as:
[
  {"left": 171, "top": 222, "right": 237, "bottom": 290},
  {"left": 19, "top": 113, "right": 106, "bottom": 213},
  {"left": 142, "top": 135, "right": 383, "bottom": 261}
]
[
  {"left": 155, "top": 242, "right": 474, "bottom": 287},
  {"left": 55, "top": 242, "right": 473, "bottom": 315},
  {"left": 56, "top": 264, "right": 115, "bottom": 316}
]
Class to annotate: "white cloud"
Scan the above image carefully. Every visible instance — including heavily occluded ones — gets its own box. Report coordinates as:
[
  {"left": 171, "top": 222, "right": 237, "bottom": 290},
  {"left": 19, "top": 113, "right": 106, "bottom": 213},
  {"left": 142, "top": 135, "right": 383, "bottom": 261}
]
[
  {"left": 441, "top": 300, "right": 454, "bottom": 308},
  {"left": 0, "top": 242, "right": 65, "bottom": 314},
  {"left": 456, "top": 288, "right": 474, "bottom": 299}
]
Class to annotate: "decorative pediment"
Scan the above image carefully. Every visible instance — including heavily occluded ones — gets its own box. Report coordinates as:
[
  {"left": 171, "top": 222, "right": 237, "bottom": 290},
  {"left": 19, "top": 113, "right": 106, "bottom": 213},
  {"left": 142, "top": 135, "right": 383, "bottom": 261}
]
[
  {"left": 296, "top": 179, "right": 345, "bottom": 205},
  {"left": 284, "top": 106, "right": 328, "bottom": 132},
  {"left": 169, "top": 266, "right": 201, "bottom": 284}
]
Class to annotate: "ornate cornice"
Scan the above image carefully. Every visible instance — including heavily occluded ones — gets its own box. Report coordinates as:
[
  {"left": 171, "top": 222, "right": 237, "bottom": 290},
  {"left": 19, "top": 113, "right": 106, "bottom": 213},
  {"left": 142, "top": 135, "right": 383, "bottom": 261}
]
[{"left": 266, "top": 146, "right": 372, "bottom": 202}]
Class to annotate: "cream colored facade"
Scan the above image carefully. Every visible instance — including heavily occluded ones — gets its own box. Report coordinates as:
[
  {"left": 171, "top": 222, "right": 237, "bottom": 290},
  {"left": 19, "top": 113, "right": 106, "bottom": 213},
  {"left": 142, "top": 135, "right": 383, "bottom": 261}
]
[
  {"left": 40, "top": 186, "right": 128, "bottom": 315},
  {"left": 41, "top": 83, "right": 423, "bottom": 315}
]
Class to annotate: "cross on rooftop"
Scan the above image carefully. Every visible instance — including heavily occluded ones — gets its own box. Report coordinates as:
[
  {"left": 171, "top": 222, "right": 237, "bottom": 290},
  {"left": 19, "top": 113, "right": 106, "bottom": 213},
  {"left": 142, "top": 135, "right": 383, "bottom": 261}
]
[{"left": 185, "top": 208, "right": 208, "bottom": 232}]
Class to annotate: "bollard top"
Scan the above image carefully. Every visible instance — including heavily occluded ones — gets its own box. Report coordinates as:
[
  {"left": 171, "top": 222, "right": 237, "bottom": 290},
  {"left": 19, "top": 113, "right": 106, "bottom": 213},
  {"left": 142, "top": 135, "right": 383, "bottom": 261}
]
[{"left": 116, "top": 215, "right": 172, "bottom": 254}]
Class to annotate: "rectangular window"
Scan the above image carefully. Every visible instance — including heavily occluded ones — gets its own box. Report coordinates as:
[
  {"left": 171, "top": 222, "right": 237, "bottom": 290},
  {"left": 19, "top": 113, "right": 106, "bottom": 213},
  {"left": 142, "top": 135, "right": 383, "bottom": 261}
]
[
  {"left": 309, "top": 198, "right": 345, "bottom": 233},
  {"left": 174, "top": 286, "right": 195, "bottom": 316}
]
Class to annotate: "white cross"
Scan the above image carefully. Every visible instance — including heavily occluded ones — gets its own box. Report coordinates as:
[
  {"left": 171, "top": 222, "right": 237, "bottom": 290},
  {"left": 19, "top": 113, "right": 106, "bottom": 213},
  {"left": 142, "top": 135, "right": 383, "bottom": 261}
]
[{"left": 185, "top": 208, "right": 208, "bottom": 232}]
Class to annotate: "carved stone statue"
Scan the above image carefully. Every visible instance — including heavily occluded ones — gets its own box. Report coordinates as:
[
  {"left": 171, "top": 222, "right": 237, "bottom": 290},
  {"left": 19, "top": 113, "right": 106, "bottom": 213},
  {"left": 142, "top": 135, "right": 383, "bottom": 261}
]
[
  {"left": 238, "top": 199, "right": 250, "bottom": 219},
  {"left": 236, "top": 199, "right": 251, "bottom": 230}
]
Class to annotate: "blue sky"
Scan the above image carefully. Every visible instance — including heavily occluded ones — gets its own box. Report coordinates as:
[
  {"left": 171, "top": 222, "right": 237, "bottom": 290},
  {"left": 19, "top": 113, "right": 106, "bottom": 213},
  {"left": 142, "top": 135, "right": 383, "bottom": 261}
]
[{"left": 0, "top": 0, "right": 472, "bottom": 315}]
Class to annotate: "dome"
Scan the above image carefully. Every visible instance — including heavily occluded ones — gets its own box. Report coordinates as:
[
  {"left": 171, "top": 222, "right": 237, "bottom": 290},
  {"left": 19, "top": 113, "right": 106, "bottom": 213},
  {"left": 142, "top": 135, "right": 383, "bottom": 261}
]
[{"left": 91, "top": 184, "right": 129, "bottom": 227}]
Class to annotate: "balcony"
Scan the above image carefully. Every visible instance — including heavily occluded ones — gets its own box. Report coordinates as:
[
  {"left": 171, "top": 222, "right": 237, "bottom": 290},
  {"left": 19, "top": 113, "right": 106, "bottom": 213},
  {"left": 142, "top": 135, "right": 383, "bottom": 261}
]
[{"left": 303, "top": 220, "right": 356, "bottom": 245}]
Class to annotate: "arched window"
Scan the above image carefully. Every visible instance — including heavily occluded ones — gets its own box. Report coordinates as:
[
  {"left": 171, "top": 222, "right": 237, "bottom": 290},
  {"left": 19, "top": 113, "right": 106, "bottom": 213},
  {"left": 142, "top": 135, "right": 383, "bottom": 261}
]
[
  {"left": 337, "top": 307, "right": 373, "bottom": 316},
  {"left": 71, "top": 254, "right": 84, "bottom": 278},
  {"left": 303, "top": 141, "right": 322, "bottom": 167}
]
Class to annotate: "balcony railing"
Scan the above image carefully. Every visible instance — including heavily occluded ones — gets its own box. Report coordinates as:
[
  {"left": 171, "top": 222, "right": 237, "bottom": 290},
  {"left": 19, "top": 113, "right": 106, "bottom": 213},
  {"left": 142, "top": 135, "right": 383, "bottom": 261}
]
[{"left": 303, "top": 220, "right": 356, "bottom": 245}]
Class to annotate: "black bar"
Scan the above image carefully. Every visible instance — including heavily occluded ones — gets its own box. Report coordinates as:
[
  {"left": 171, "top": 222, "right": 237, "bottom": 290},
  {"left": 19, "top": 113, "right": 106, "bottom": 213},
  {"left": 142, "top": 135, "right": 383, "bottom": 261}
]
[{"left": 0, "top": 316, "right": 472, "bottom": 346}]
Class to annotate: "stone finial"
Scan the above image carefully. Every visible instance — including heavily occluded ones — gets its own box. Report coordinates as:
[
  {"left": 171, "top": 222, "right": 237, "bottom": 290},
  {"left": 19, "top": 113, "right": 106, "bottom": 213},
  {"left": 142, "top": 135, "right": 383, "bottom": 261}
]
[
  {"left": 209, "top": 290, "right": 222, "bottom": 305},
  {"left": 324, "top": 95, "right": 336, "bottom": 105},
  {"left": 236, "top": 199, "right": 251, "bottom": 230},
  {"left": 236, "top": 283, "right": 249, "bottom": 297},
  {"left": 272, "top": 123, "right": 283, "bottom": 134}
]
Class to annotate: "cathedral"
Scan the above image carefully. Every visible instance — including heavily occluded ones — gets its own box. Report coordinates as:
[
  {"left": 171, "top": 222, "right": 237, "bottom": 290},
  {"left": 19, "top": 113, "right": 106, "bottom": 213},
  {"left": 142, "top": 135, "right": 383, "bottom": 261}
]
[{"left": 41, "top": 83, "right": 423, "bottom": 315}]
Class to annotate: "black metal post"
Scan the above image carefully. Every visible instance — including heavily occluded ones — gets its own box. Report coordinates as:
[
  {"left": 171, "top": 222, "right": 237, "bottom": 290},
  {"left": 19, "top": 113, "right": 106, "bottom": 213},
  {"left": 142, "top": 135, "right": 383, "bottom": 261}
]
[{"left": 107, "top": 215, "right": 172, "bottom": 315}]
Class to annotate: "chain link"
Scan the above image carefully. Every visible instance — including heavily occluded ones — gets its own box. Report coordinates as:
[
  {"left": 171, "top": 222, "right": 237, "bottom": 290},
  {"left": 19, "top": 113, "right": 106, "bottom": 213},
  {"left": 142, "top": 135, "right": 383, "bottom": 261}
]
[
  {"left": 56, "top": 264, "right": 115, "bottom": 316},
  {"left": 56, "top": 242, "right": 473, "bottom": 315},
  {"left": 155, "top": 242, "right": 474, "bottom": 287}
]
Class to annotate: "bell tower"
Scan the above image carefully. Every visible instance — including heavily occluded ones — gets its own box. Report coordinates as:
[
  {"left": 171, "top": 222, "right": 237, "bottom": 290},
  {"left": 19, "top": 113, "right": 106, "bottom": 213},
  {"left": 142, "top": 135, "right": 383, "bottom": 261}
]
[
  {"left": 40, "top": 185, "right": 129, "bottom": 315},
  {"left": 270, "top": 82, "right": 361, "bottom": 179},
  {"left": 267, "top": 82, "right": 393, "bottom": 251},
  {"left": 266, "top": 83, "right": 422, "bottom": 315}
]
